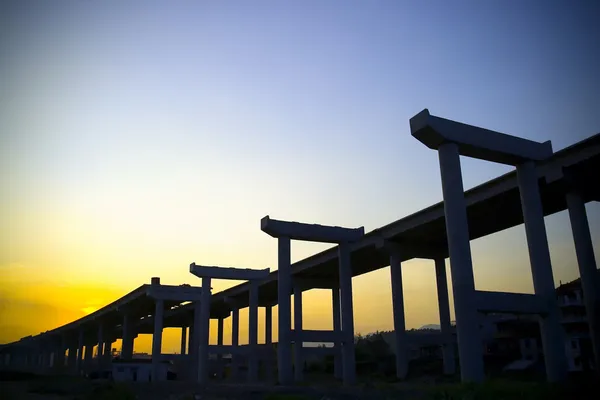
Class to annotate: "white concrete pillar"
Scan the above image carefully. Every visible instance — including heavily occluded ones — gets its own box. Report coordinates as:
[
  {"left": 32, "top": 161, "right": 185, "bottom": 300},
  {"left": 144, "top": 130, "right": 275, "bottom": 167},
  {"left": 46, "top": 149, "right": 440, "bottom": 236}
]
[
  {"left": 248, "top": 281, "right": 259, "bottom": 382},
  {"left": 77, "top": 329, "right": 84, "bottom": 371},
  {"left": 84, "top": 345, "right": 93, "bottom": 369},
  {"left": 97, "top": 324, "right": 104, "bottom": 362},
  {"left": 151, "top": 298, "right": 164, "bottom": 382},
  {"left": 217, "top": 317, "right": 224, "bottom": 378},
  {"left": 121, "top": 313, "right": 134, "bottom": 359},
  {"left": 197, "top": 276, "right": 212, "bottom": 384},
  {"left": 231, "top": 305, "right": 240, "bottom": 380},
  {"left": 332, "top": 287, "right": 342, "bottom": 380},
  {"left": 435, "top": 257, "right": 456, "bottom": 375},
  {"left": 265, "top": 305, "right": 274, "bottom": 382},
  {"left": 338, "top": 242, "right": 356, "bottom": 385},
  {"left": 517, "top": 161, "right": 567, "bottom": 382},
  {"left": 293, "top": 284, "right": 304, "bottom": 382},
  {"left": 566, "top": 190, "right": 600, "bottom": 371},
  {"left": 390, "top": 252, "right": 408, "bottom": 379},
  {"left": 277, "top": 236, "right": 293, "bottom": 385},
  {"left": 180, "top": 326, "right": 187, "bottom": 355},
  {"left": 190, "top": 301, "right": 201, "bottom": 381},
  {"left": 438, "top": 142, "right": 484, "bottom": 383}
]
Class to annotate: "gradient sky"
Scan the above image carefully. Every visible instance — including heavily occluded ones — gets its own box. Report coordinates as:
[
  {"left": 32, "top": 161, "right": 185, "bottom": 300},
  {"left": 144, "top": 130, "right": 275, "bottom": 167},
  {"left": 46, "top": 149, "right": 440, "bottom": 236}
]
[{"left": 1, "top": 1, "right": 599, "bottom": 353}]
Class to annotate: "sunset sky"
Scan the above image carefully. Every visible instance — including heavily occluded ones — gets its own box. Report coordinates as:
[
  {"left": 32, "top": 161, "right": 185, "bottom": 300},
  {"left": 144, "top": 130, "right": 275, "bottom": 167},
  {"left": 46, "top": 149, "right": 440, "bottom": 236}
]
[{"left": 1, "top": 1, "right": 599, "bottom": 354}]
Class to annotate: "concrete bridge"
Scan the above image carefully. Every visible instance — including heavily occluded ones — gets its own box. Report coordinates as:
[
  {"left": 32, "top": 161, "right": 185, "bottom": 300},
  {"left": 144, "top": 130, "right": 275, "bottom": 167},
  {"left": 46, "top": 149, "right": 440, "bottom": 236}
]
[{"left": 1, "top": 110, "right": 598, "bottom": 386}]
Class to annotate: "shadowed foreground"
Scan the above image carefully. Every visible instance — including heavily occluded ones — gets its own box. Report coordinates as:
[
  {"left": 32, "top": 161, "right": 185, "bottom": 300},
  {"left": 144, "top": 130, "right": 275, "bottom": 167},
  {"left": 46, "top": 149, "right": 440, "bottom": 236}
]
[{"left": 1, "top": 371, "right": 597, "bottom": 400}]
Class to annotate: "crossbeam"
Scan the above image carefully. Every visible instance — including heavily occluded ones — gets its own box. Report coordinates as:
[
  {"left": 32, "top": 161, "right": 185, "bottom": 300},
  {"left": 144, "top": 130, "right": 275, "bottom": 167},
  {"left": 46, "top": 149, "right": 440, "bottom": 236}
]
[
  {"left": 261, "top": 216, "right": 364, "bottom": 243},
  {"left": 474, "top": 290, "right": 548, "bottom": 315},
  {"left": 410, "top": 109, "right": 553, "bottom": 165},
  {"left": 190, "top": 263, "right": 270, "bottom": 281}
]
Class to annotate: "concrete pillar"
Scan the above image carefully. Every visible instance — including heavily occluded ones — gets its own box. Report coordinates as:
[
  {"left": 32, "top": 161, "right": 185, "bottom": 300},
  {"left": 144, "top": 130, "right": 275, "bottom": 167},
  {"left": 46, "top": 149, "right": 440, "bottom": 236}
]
[
  {"left": 180, "top": 326, "right": 187, "bottom": 355},
  {"left": 231, "top": 305, "right": 240, "bottom": 380},
  {"left": 77, "top": 329, "right": 84, "bottom": 371},
  {"left": 121, "top": 313, "right": 134, "bottom": 359},
  {"left": 248, "top": 281, "right": 259, "bottom": 382},
  {"left": 435, "top": 257, "right": 456, "bottom": 375},
  {"left": 197, "top": 276, "right": 212, "bottom": 384},
  {"left": 152, "top": 298, "right": 164, "bottom": 382},
  {"left": 97, "top": 324, "right": 104, "bottom": 363},
  {"left": 332, "top": 287, "right": 342, "bottom": 380},
  {"left": 84, "top": 345, "right": 93, "bottom": 370},
  {"left": 438, "top": 142, "right": 484, "bottom": 382},
  {"left": 566, "top": 190, "right": 600, "bottom": 372},
  {"left": 277, "top": 236, "right": 293, "bottom": 385},
  {"left": 217, "top": 317, "right": 224, "bottom": 378},
  {"left": 390, "top": 252, "right": 408, "bottom": 379},
  {"left": 190, "top": 302, "right": 201, "bottom": 381},
  {"left": 265, "top": 305, "right": 274, "bottom": 381},
  {"left": 517, "top": 161, "right": 567, "bottom": 382},
  {"left": 338, "top": 242, "right": 356, "bottom": 385},
  {"left": 293, "top": 284, "right": 304, "bottom": 382},
  {"left": 67, "top": 346, "right": 77, "bottom": 369},
  {"left": 104, "top": 340, "right": 112, "bottom": 360}
]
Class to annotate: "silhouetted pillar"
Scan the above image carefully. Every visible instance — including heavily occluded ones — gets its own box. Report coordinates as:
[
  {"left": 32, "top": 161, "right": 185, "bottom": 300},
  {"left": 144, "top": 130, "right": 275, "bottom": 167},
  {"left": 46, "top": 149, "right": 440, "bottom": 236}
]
[
  {"left": 151, "top": 298, "right": 164, "bottom": 382},
  {"left": 435, "top": 257, "right": 455, "bottom": 375},
  {"left": 517, "top": 161, "right": 567, "bottom": 382},
  {"left": 97, "top": 324, "right": 104, "bottom": 365},
  {"left": 438, "top": 142, "right": 484, "bottom": 382},
  {"left": 248, "top": 281, "right": 259, "bottom": 382},
  {"left": 231, "top": 304, "right": 240, "bottom": 379},
  {"left": 390, "top": 252, "right": 408, "bottom": 379},
  {"left": 566, "top": 190, "right": 600, "bottom": 372},
  {"left": 76, "top": 329, "right": 84, "bottom": 371},
  {"left": 265, "top": 305, "right": 274, "bottom": 381},
  {"left": 122, "top": 313, "right": 134, "bottom": 359},
  {"left": 338, "top": 242, "right": 356, "bottom": 385},
  {"left": 197, "top": 277, "right": 211, "bottom": 384},
  {"left": 180, "top": 326, "right": 187, "bottom": 356},
  {"left": 293, "top": 284, "right": 304, "bottom": 382},
  {"left": 332, "top": 287, "right": 342, "bottom": 380},
  {"left": 277, "top": 236, "right": 293, "bottom": 385},
  {"left": 217, "top": 317, "right": 224, "bottom": 378},
  {"left": 84, "top": 344, "right": 93, "bottom": 369}
]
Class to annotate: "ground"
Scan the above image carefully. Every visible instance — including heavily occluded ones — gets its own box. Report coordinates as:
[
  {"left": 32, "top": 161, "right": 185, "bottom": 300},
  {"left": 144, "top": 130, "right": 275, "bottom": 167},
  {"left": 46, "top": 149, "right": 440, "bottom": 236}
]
[{"left": 1, "top": 371, "right": 597, "bottom": 400}]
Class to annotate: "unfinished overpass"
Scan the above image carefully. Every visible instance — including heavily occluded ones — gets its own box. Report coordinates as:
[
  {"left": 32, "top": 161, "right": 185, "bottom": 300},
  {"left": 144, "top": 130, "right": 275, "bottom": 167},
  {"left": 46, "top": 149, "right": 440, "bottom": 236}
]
[{"left": 2, "top": 110, "right": 599, "bottom": 385}]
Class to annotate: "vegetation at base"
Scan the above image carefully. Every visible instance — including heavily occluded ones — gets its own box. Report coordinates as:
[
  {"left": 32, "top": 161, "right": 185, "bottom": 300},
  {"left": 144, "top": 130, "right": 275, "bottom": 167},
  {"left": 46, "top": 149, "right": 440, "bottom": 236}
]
[{"left": 425, "top": 378, "right": 596, "bottom": 400}]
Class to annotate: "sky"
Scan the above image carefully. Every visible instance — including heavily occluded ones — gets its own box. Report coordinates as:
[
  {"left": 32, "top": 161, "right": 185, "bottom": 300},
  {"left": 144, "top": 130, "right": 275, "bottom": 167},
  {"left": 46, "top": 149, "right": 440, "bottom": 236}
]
[{"left": 1, "top": 0, "right": 599, "bottom": 353}]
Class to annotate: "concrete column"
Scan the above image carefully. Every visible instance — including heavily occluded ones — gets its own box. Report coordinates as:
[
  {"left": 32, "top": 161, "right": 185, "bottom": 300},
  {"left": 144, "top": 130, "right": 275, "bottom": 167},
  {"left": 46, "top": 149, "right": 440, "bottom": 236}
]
[
  {"left": 104, "top": 340, "right": 112, "bottom": 360},
  {"left": 438, "top": 142, "right": 484, "bottom": 383},
  {"left": 332, "top": 287, "right": 342, "bottom": 380},
  {"left": 97, "top": 324, "right": 104, "bottom": 363},
  {"left": 180, "top": 326, "right": 187, "bottom": 355},
  {"left": 121, "top": 313, "right": 134, "bottom": 359},
  {"left": 566, "top": 190, "right": 600, "bottom": 372},
  {"left": 152, "top": 298, "right": 164, "bottom": 382},
  {"left": 293, "top": 284, "right": 304, "bottom": 382},
  {"left": 265, "top": 305, "right": 274, "bottom": 382},
  {"left": 77, "top": 329, "right": 84, "bottom": 371},
  {"left": 190, "top": 302, "right": 201, "bottom": 381},
  {"left": 338, "top": 241, "right": 356, "bottom": 385},
  {"left": 231, "top": 305, "right": 240, "bottom": 380},
  {"left": 248, "top": 281, "right": 259, "bottom": 382},
  {"left": 217, "top": 317, "right": 224, "bottom": 378},
  {"left": 197, "top": 276, "right": 212, "bottom": 384},
  {"left": 67, "top": 346, "right": 77, "bottom": 369},
  {"left": 84, "top": 345, "right": 93, "bottom": 369},
  {"left": 517, "top": 161, "right": 567, "bottom": 382},
  {"left": 435, "top": 257, "right": 456, "bottom": 375},
  {"left": 390, "top": 252, "right": 408, "bottom": 379},
  {"left": 277, "top": 236, "right": 293, "bottom": 385}
]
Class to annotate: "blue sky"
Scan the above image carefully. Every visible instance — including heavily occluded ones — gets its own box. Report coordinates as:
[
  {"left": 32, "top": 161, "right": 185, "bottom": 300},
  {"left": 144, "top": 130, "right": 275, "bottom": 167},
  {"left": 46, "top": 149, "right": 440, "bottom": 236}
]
[{"left": 1, "top": 1, "right": 599, "bottom": 345}]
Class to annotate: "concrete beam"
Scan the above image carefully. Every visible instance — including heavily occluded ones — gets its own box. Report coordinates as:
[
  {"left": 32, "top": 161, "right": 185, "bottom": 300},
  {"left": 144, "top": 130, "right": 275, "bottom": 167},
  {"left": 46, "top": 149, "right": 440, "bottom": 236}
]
[
  {"left": 146, "top": 285, "right": 204, "bottom": 301},
  {"left": 410, "top": 109, "right": 553, "bottom": 165},
  {"left": 190, "top": 263, "right": 270, "bottom": 281},
  {"left": 474, "top": 290, "right": 548, "bottom": 315},
  {"left": 292, "top": 277, "right": 339, "bottom": 291},
  {"left": 261, "top": 216, "right": 364, "bottom": 243},
  {"left": 375, "top": 237, "right": 447, "bottom": 259},
  {"left": 293, "top": 329, "right": 342, "bottom": 343}
]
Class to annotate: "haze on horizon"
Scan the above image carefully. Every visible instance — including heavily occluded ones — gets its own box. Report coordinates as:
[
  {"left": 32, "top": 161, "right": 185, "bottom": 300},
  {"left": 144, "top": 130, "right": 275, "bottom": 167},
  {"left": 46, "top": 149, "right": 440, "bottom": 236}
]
[{"left": 1, "top": 0, "right": 599, "bottom": 354}]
